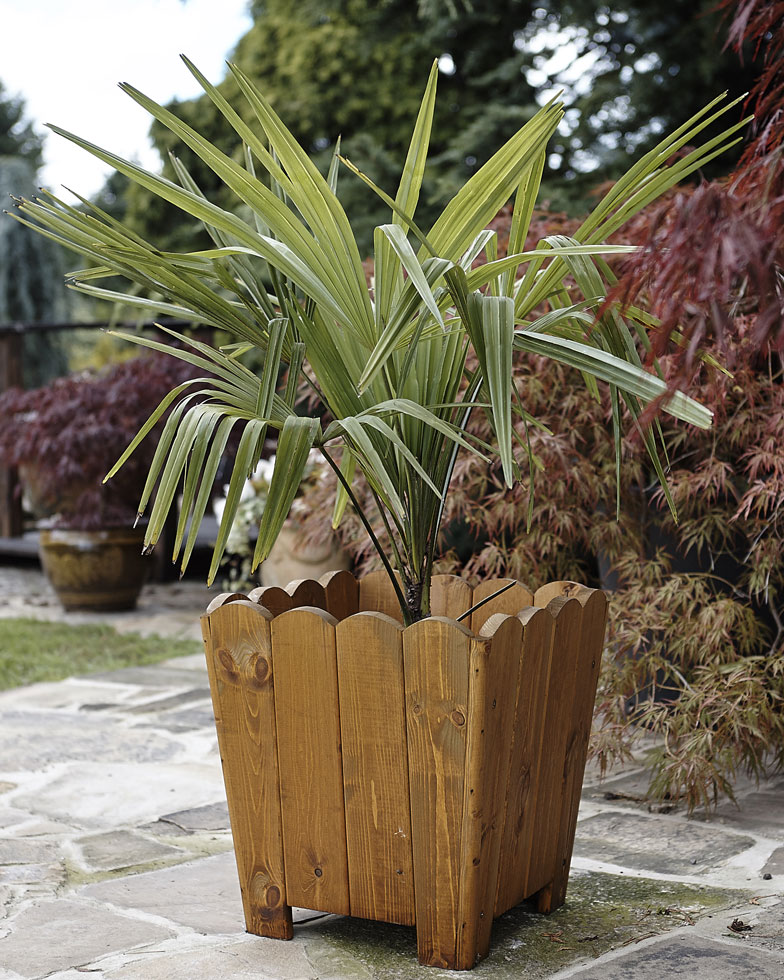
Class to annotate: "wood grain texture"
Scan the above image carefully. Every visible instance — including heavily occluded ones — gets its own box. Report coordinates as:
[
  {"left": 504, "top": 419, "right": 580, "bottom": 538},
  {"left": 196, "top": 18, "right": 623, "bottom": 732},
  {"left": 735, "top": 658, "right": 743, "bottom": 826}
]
[
  {"left": 469, "top": 579, "right": 534, "bottom": 634},
  {"left": 430, "top": 574, "right": 473, "bottom": 620},
  {"left": 336, "top": 612, "right": 415, "bottom": 924},
  {"left": 493, "top": 606, "right": 555, "bottom": 915},
  {"left": 286, "top": 578, "right": 328, "bottom": 610},
  {"left": 403, "top": 617, "right": 471, "bottom": 969},
  {"left": 247, "top": 585, "right": 293, "bottom": 618},
  {"left": 271, "top": 606, "right": 350, "bottom": 915},
  {"left": 536, "top": 586, "right": 607, "bottom": 913},
  {"left": 455, "top": 614, "right": 521, "bottom": 968},
  {"left": 201, "top": 600, "right": 292, "bottom": 939},
  {"left": 359, "top": 568, "right": 404, "bottom": 623},
  {"left": 524, "top": 595, "right": 584, "bottom": 900},
  {"left": 320, "top": 569, "right": 359, "bottom": 621}
]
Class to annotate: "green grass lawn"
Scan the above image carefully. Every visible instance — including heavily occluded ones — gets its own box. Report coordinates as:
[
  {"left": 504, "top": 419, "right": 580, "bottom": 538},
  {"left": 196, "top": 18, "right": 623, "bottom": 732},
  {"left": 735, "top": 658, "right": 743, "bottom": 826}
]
[{"left": 0, "top": 618, "right": 202, "bottom": 690}]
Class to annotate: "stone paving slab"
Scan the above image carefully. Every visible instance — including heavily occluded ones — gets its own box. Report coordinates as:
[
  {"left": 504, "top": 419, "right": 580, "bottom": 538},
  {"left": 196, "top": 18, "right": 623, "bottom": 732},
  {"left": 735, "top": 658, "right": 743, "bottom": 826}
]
[
  {"left": 0, "top": 898, "right": 173, "bottom": 977},
  {"left": 157, "top": 801, "right": 230, "bottom": 833},
  {"left": 82, "top": 852, "right": 247, "bottom": 935},
  {"left": 72, "top": 830, "right": 186, "bottom": 872},
  {"left": 763, "top": 847, "right": 784, "bottom": 876},
  {"left": 10, "top": 761, "right": 224, "bottom": 829},
  {"left": 574, "top": 811, "right": 756, "bottom": 875},
  {"left": 0, "top": 710, "right": 181, "bottom": 770},
  {"left": 43, "top": 935, "right": 318, "bottom": 980},
  {"left": 555, "top": 933, "right": 784, "bottom": 979}
]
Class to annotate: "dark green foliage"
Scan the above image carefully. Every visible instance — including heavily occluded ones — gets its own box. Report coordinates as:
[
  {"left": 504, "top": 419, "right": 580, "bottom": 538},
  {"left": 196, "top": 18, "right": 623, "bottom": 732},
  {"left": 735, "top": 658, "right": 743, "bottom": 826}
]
[
  {"left": 0, "top": 93, "right": 69, "bottom": 385},
  {"left": 515, "top": 0, "right": 758, "bottom": 207},
  {"left": 0, "top": 80, "right": 43, "bottom": 171},
  {"left": 114, "top": 0, "right": 761, "bottom": 257}
]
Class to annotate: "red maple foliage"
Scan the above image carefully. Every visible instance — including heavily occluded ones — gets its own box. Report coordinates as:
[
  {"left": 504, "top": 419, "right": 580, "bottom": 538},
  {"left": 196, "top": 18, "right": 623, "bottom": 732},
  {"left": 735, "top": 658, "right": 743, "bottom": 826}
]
[{"left": 612, "top": 0, "right": 784, "bottom": 380}]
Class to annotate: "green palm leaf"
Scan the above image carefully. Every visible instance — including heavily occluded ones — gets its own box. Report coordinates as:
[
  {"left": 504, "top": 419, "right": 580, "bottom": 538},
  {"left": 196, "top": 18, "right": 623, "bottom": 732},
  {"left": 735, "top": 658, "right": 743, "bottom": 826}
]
[{"left": 14, "top": 58, "right": 745, "bottom": 622}]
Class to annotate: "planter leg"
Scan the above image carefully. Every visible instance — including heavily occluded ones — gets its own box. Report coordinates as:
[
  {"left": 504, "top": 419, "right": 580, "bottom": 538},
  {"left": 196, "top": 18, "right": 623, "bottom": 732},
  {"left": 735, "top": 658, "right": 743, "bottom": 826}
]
[{"left": 533, "top": 877, "right": 563, "bottom": 915}]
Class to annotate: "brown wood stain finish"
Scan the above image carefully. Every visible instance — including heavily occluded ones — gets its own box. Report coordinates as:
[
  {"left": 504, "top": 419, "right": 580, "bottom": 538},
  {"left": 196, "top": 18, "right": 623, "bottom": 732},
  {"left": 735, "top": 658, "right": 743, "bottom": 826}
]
[
  {"left": 336, "top": 612, "right": 415, "bottom": 924},
  {"left": 271, "top": 606, "right": 350, "bottom": 914},
  {"left": 201, "top": 599, "right": 292, "bottom": 939},
  {"left": 403, "top": 617, "right": 471, "bottom": 968}
]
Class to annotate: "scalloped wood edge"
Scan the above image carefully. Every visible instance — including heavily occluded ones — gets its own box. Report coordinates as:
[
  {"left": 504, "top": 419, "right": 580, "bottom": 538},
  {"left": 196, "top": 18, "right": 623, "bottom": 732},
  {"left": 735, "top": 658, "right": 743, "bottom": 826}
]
[{"left": 201, "top": 571, "right": 607, "bottom": 970}]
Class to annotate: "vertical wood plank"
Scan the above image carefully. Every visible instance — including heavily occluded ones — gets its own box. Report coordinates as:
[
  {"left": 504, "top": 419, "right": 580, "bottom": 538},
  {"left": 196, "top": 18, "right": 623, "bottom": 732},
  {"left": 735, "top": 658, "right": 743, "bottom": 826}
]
[
  {"left": 533, "top": 580, "right": 584, "bottom": 608},
  {"left": 455, "top": 615, "right": 521, "bottom": 969},
  {"left": 320, "top": 569, "right": 359, "bottom": 621},
  {"left": 469, "top": 579, "right": 534, "bottom": 634},
  {"left": 430, "top": 574, "right": 473, "bottom": 620},
  {"left": 359, "top": 568, "right": 403, "bottom": 623},
  {"left": 336, "top": 612, "right": 415, "bottom": 925},
  {"left": 272, "top": 607, "right": 350, "bottom": 914},
  {"left": 247, "top": 585, "right": 293, "bottom": 618},
  {"left": 523, "top": 596, "right": 583, "bottom": 899},
  {"left": 404, "top": 617, "right": 471, "bottom": 969},
  {"left": 536, "top": 587, "right": 607, "bottom": 913},
  {"left": 201, "top": 601, "right": 292, "bottom": 939},
  {"left": 205, "top": 592, "right": 248, "bottom": 615},
  {"left": 492, "top": 606, "right": 555, "bottom": 915},
  {"left": 286, "top": 578, "right": 327, "bottom": 610}
]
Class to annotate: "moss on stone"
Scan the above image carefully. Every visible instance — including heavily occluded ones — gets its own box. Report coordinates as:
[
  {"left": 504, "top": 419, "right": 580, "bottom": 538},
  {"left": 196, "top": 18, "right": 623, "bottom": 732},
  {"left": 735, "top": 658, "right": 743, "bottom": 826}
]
[{"left": 304, "top": 870, "right": 747, "bottom": 979}]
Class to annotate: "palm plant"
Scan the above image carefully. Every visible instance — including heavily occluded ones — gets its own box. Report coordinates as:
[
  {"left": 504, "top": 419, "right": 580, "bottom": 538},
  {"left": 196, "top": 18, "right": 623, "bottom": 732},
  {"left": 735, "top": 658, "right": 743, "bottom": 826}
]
[{"left": 9, "top": 59, "right": 747, "bottom": 624}]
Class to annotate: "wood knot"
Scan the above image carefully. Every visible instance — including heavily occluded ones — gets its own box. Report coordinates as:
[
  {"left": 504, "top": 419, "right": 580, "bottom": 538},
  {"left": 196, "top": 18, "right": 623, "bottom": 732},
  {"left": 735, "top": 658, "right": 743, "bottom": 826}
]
[
  {"left": 217, "top": 649, "right": 237, "bottom": 674},
  {"left": 254, "top": 655, "right": 271, "bottom": 684},
  {"left": 314, "top": 867, "right": 323, "bottom": 878},
  {"left": 450, "top": 710, "right": 466, "bottom": 727},
  {"left": 411, "top": 703, "right": 423, "bottom": 716},
  {"left": 265, "top": 884, "right": 281, "bottom": 907}
]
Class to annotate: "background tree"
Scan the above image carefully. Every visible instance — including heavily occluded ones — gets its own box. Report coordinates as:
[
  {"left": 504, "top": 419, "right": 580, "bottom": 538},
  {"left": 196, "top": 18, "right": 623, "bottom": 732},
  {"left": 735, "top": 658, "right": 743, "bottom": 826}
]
[
  {"left": 0, "top": 86, "right": 68, "bottom": 386},
  {"left": 114, "top": 0, "right": 759, "bottom": 256},
  {"left": 0, "top": 80, "right": 44, "bottom": 171}
]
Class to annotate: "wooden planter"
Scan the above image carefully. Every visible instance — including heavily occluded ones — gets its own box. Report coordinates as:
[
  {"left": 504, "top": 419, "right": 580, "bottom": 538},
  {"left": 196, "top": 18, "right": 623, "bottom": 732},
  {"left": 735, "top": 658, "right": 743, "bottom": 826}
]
[{"left": 201, "top": 570, "right": 607, "bottom": 970}]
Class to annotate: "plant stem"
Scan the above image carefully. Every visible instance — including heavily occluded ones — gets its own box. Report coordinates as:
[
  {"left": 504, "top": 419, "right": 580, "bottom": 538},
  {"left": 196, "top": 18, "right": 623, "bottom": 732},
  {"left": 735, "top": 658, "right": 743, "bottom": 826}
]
[{"left": 320, "top": 446, "right": 411, "bottom": 624}]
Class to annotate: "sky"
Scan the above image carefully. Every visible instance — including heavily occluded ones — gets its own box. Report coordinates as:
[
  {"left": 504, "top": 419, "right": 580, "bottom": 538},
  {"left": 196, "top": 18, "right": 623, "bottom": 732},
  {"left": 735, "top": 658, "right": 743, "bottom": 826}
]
[{"left": 2, "top": 0, "right": 253, "bottom": 197}]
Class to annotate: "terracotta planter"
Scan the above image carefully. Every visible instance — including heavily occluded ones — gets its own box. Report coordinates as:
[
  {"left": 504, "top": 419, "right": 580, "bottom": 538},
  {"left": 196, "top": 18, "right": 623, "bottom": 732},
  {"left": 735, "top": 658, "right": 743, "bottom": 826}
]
[
  {"left": 259, "top": 522, "right": 351, "bottom": 588},
  {"left": 201, "top": 570, "right": 607, "bottom": 970},
  {"left": 39, "top": 527, "right": 148, "bottom": 612}
]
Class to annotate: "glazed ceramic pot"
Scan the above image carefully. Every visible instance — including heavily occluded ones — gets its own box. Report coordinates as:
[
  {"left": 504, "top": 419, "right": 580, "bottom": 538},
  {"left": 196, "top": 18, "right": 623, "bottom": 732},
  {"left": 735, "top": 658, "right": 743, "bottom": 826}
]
[{"left": 38, "top": 526, "right": 148, "bottom": 611}]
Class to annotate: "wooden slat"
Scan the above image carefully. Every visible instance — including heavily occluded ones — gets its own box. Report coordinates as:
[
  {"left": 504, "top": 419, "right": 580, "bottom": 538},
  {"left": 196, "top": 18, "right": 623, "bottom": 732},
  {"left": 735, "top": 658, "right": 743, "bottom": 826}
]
[
  {"left": 336, "top": 612, "right": 415, "bottom": 925},
  {"left": 469, "top": 579, "right": 534, "bottom": 634},
  {"left": 286, "top": 578, "right": 328, "bottom": 610},
  {"left": 201, "top": 600, "right": 292, "bottom": 939},
  {"left": 271, "top": 607, "right": 350, "bottom": 914},
  {"left": 359, "top": 568, "right": 403, "bottom": 623},
  {"left": 205, "top": 592, "right": 247, "bottom": 615},
  {"left": 493, "top": 606, "right": 555, "bottom": 914},
  {"left": 320, "top": 569, "right": 359, "bottom": 621},
  {"left": 536, "top": 587, "right": 607, "bottom": 913},
  {"left": 524, "top": 595, "right": 583, "bottom": 898},
  {"left": 404, "top": 617, "right": 470, "bottom": 969},
  {"left": 430, "top": 574, "right": 473, "bottom": 620},
  {"left": 533, "top": 579, "right": 584, "bottom": 607},
  {"left": 455, "top": 614, "right": 521, "bottom": 968},
  {"left": 247, "top": 585, "right": 293, "bottom": 618}
]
